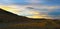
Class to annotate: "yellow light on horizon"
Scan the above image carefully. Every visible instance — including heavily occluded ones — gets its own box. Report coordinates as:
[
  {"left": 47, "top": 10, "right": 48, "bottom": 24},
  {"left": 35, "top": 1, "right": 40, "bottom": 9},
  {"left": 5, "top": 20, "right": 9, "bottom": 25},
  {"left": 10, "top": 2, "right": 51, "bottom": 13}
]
[
  {"left": 0, "top": 5, "right": 46, "bottom": 19},
  {"left": 0, "top": 5, "right": 20, "bottom": 15},
  {"left": 27, "top": 15, "right": 44, "bottom": 19}
]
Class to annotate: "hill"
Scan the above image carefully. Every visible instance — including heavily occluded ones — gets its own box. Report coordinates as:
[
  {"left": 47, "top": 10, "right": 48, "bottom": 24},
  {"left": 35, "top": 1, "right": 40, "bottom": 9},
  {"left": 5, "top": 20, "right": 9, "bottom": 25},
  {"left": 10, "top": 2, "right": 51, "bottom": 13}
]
[{"left": 0, "top": 8, "right": 60, "bottom": 29}]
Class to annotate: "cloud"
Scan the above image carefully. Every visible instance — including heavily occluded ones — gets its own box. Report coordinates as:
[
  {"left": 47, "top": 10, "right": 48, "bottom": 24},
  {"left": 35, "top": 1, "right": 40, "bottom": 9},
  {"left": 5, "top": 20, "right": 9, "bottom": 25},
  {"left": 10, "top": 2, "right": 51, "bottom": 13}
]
[
  {"left": 0, "top": 0, "right": 60, "bottom": 6},
  {"left": 0, "top": 0, "right": 60, "bottom": 19},
  {"left": 26, "top": 0, "right": 39, "bottom": 3},
  {"left": 0, "top": 0, "right": 44, "bottom": 5},
  {"left": 0, "top": 5, "right": 60, "bottom": 19}
]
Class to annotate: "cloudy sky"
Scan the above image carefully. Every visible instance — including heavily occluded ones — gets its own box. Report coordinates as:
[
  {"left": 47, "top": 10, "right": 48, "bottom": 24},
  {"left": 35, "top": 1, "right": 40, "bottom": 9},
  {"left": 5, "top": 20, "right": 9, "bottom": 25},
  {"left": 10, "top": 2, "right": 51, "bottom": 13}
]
[{"left": 0, "top": 0, "right": 60, "bottom": 19}]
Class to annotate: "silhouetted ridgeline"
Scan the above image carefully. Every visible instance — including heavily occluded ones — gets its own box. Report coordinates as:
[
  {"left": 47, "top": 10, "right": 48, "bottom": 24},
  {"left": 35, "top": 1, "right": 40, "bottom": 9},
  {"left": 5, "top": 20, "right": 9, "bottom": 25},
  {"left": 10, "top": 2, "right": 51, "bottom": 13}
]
[
  {"left": 0, "top": 8, "right": 31, "bottom": 22},
  {"left": 0, "top": 8, "right": 48, "bottom": 22},
  {"left": 0, "top": 8, "right": 60, "bottom": 22}
]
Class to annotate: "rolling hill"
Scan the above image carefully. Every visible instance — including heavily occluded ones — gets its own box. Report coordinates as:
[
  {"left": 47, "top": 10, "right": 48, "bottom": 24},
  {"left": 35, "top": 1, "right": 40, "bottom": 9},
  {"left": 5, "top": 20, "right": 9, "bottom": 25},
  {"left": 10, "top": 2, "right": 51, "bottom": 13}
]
[{"left": 0, "top": 8, "right": 60, "bottom": 29}]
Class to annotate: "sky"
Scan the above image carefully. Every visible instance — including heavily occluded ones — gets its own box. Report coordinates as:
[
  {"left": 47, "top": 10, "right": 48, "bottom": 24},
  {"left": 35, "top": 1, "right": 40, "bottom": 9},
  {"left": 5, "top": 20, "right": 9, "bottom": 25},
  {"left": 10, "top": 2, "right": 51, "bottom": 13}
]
[{"left": 0, "top": 0, "right": 60, "bottom": 19}]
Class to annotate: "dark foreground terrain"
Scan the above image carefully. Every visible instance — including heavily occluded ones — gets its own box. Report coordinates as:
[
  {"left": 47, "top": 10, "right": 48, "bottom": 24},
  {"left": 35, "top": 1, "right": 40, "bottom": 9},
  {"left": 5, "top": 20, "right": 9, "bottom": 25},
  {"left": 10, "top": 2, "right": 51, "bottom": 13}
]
[{"left": 0, "top": 8, "right": 60, "bottom": 29}]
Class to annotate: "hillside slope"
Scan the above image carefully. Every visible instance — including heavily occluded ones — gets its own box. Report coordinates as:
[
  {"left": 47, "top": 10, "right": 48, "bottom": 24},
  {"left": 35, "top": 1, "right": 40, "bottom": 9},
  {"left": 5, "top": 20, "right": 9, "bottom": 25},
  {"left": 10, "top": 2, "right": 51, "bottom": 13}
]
[{"left": 0, "top": 8, "right": 60, "bottom": 29}]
